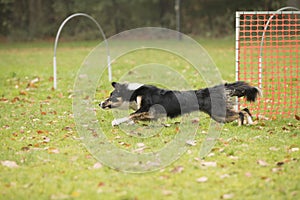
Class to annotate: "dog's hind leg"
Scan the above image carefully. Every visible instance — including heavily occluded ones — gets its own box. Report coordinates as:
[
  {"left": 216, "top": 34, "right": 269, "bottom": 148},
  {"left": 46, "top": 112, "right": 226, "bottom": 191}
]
[
  {"left": 238, "top": 112, "right": 245, "bottom": 126},
  {"left": 237, "top": 109, "right": 254, "bottom": 126},
  {"left": 241, "top": 108, "right": 254, "bottom": 125},
  {"left": 129, "top": 112, "right": 156, "bottom": 121},
  {"left": 224, "top": 107, "right": 254, "bottom": 126}
]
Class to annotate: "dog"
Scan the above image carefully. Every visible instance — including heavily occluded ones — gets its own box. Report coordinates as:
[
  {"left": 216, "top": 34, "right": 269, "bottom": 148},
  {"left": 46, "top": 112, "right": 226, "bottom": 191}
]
[{"left": 100, "top": 81, "right": 261, "bottom": 126}]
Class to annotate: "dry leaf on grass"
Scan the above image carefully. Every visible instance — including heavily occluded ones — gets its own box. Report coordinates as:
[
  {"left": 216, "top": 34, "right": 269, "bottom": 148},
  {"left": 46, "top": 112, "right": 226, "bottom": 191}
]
[
  {"left": 91, "top": 162, "right": 102, "bottom": 169},
  {"left": 170, "top": 166, "right": 184, "bottom": 174},
  {"left": 162, "top": 190, "right": 173, "bottom": 196},
  {"left": 196, "top": 176, "right": 208, "bottom": 183},
  {"left": 257, "top": 160, "right": 269, "bottom": 166},
  {"left": 221, "top": 193, "right": 234, "bottom": 199},
  {"left": 186, "top": 140, "right": 197, "bottom": 146},
  {"left": 289, "top": 147, "right": 299, "bottom": 152},
  {"left": 201, "top": 161, "right": 217, "bottom": 167},
  {"left": 1, "top": 160, "right": 19, "bottom": 168},
  {"left": 48, "top": 147, "right": 60, "bottom": 154}
]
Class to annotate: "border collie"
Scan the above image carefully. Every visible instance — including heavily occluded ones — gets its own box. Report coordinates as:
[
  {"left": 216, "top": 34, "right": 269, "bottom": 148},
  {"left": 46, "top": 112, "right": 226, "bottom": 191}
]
[{"left": 100, "top": 81, "right": 261, "bottom": 126}]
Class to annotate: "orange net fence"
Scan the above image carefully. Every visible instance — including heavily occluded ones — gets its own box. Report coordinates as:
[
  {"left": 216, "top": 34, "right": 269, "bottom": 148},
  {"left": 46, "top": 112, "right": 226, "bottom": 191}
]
[{"left": 236, "top": 11, "right": 300, "bottom": 119}]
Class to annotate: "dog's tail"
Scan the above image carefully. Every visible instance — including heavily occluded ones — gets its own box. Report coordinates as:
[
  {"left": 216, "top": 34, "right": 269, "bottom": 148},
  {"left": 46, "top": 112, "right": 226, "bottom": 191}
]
[{"left": 225, "top": 81, "right": 262, "bottom": 102}]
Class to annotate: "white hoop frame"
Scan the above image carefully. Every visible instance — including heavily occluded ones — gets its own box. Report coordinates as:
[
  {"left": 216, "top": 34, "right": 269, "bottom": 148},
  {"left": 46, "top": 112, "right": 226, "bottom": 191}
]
[
  {"left": 53, "top": 13, "right": 112, "bottom": 89},
  {"left": 236, "top": 7, "right": 300, "bottom": 89}
]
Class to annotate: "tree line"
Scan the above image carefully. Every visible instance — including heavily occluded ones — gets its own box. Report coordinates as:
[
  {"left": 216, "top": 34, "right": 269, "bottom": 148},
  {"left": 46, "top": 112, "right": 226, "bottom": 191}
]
[{"left": 0, "top": 0, "right": 295, "bottom": 41}]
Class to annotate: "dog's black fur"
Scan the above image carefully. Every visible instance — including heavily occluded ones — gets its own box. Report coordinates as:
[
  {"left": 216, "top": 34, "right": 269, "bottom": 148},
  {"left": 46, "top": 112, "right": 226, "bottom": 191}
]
[{"left": 100, "top": 81, "right": 261, "bottom": 126}]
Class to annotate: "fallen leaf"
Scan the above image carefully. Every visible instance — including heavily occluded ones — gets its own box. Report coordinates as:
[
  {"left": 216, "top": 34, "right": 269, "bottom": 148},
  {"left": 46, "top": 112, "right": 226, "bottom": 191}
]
[
  {"left": 27, "top": 77, "right": 40, "bottom": 88},
  {"left": 257, "top": 160, "right": 269, "bottom": 166},
  {"left": 48, "top": 147, "right": 59, "bottom": 154},
  {"left": 220, "top": 174, "right": 230, "bottom": 179},
  {"left": 228, "top": 155, "right": 239, "bottom": 160},
  {"left": 295, "top": 114, "right": 300, "bottom": 121},
  {"left": 269, "top": 146, "right": 279, "bottom": 151},
  {"left": 1, "top": 160, "right": 19, "bottom": 168},
  {"left": 92, "top": 162, "right": 102, "bottom": 169},
  {"left": 207, "top": 152, "right": 215, "bottom": 157},
  {"left": 132, "top": 147, "right": 146, "bottom": 153},
  {"left": 196, "top": 176, "right": 208, "bottom": 183},
  {"left": 162, "top": 190, "right": 173, "bottom": 196},
  {"left": 136, "top": 143, "right": 145, "bottom": 148},
  {"left": 21, "top": 146, "right": 30, "bottom": 151},
  {"left": 272, "top": 167, "right": 282, "bottom": 173},
  {"left": 162, "top": 123, "right": 171, "bottom": 127},
  {"left": 50, "top": 193, "right": 70, "bottom": 200},
  {"left": 290, "top": 147, "right": 299, "bottom": 152},
  {"left": 43, "top": 137, "right": 50, "bottom": 143},
  {"left": 0, "top": 97, "right": 9, "bottom": 102},
  {"left": 287, "top": 122, "right": 295, "bottom": 127},
  {"left": 118, "top": 141, "right": 131, "bottom": 147},
  {"left": 201, "top": 161, "right": 217, "bottom": 167},
  {"left": 245, "top": 172, "right": 252, "bottom": 177},
  {"left": 191, "top": 118, "right": 199, "bottom": 124},
  {"left": 98, "top": 182, "right": 105, "bottom": 187},
  {"left": 221, "top": 193, "right": 234, "bottom": 199},
  {"left": 186, "top": 140, "right": 197, "bottom": 146},
  {"left": 11, "top": 97, "right": 20, "bottom": 103},
  {"left": 261, "top": 176, "right": 271, "bottom": 182},
  {"left": 276, "top": 161, "right": 284, "bottom": 166},
  {"left": 171, "top": 166, "right": 184, "bottom": 174},
  {"left": 19, "top": 90, "right": 27, "bottom": 95},
  {"left": 282, "top": 126, "right": 289, "bottom": 132}
]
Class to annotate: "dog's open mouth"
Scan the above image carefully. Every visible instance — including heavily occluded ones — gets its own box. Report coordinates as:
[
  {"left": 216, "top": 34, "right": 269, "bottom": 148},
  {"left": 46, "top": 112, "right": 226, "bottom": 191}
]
[
  {"left": 99, "top": 100, "right": 112, "bottom": 109},
  {"left": 100, "top": 104, "right": 111, "bottom": 109}
]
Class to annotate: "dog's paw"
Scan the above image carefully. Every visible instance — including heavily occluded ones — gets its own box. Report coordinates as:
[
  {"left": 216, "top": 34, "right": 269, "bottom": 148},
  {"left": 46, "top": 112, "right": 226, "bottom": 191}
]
[
  {"left": 111, "top": 119, "right": 120, "bottom": 126},
  {"left": 112, "top": 119, "right": 124, "bottom": 126}
]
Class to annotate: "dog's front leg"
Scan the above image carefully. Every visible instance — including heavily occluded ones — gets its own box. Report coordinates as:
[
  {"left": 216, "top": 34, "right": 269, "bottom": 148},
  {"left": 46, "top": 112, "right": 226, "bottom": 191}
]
[
  {"left": 112, "top": 105, "right": 151, "bottom": 126},
  {"left": 111, "top": 117, "right": 134, "bottom": 126}
]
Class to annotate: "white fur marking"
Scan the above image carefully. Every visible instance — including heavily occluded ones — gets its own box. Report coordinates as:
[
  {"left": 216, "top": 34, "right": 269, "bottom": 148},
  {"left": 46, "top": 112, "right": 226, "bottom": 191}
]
[
  {"left": 255, "top": 87, "right": 263, "bottom": 97},
  {"left": 136, "top": 96, "right": 142, "bottom": 110},
  {"left": 127, "top": 83, "right": 143, "bottom": 90},
  {"left": 247, "top": 115, "right": 253, "bottom": 125},
  {"left": 100, "top": 101, "right": 105, "bottom": 107}
]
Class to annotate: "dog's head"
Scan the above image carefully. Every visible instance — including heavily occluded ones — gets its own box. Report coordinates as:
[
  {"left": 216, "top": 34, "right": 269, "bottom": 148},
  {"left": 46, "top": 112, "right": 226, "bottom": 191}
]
[{"left": 100, "top": 82, "right": 143, "bottom": 109}]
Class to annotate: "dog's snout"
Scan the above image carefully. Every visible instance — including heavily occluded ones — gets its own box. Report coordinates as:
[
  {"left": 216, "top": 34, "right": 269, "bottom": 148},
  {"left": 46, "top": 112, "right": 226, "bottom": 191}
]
[{"left": 100, "top": 101, "right": 106, "bottom": 108}]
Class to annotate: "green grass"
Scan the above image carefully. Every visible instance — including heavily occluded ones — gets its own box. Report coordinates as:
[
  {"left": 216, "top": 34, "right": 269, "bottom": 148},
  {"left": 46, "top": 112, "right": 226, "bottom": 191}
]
[{"left": 0, "top": 37, "right": 299, "bottom": 200}]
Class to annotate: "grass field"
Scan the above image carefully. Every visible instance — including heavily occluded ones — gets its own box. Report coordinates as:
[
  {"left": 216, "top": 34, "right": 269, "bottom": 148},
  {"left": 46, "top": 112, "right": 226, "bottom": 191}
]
[{"left": 0, "top": 37, "right": 299, "bottom": 200}]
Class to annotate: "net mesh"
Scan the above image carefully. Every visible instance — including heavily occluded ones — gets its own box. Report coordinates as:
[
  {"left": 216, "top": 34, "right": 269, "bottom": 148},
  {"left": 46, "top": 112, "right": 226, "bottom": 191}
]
[{"left": 236, "top": 11, "right": 300, "bottom": 119}]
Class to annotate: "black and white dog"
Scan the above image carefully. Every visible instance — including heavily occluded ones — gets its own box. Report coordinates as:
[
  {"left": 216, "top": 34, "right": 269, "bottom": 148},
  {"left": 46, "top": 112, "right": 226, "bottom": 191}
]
[{"left": 100, "top": 81, "right": 261, "bottom": 126}]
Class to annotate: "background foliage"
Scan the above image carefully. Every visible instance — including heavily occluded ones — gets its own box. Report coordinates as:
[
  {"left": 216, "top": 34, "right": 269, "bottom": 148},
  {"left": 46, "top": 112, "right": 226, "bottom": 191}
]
[{"left": 0, "top": 0, "right": 294, "bottom": 41}]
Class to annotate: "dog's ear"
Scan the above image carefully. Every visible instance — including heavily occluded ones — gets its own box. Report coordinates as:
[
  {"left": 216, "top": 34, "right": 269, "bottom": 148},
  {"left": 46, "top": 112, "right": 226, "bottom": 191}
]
[{"left": 111, "top": 82, "right": 118, "bottom": 88}]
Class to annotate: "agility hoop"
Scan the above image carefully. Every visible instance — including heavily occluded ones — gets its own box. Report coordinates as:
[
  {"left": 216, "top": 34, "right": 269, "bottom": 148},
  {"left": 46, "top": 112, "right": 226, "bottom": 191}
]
[{"left": 53, "top": 13, "right": 112, "bottom": 89}]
